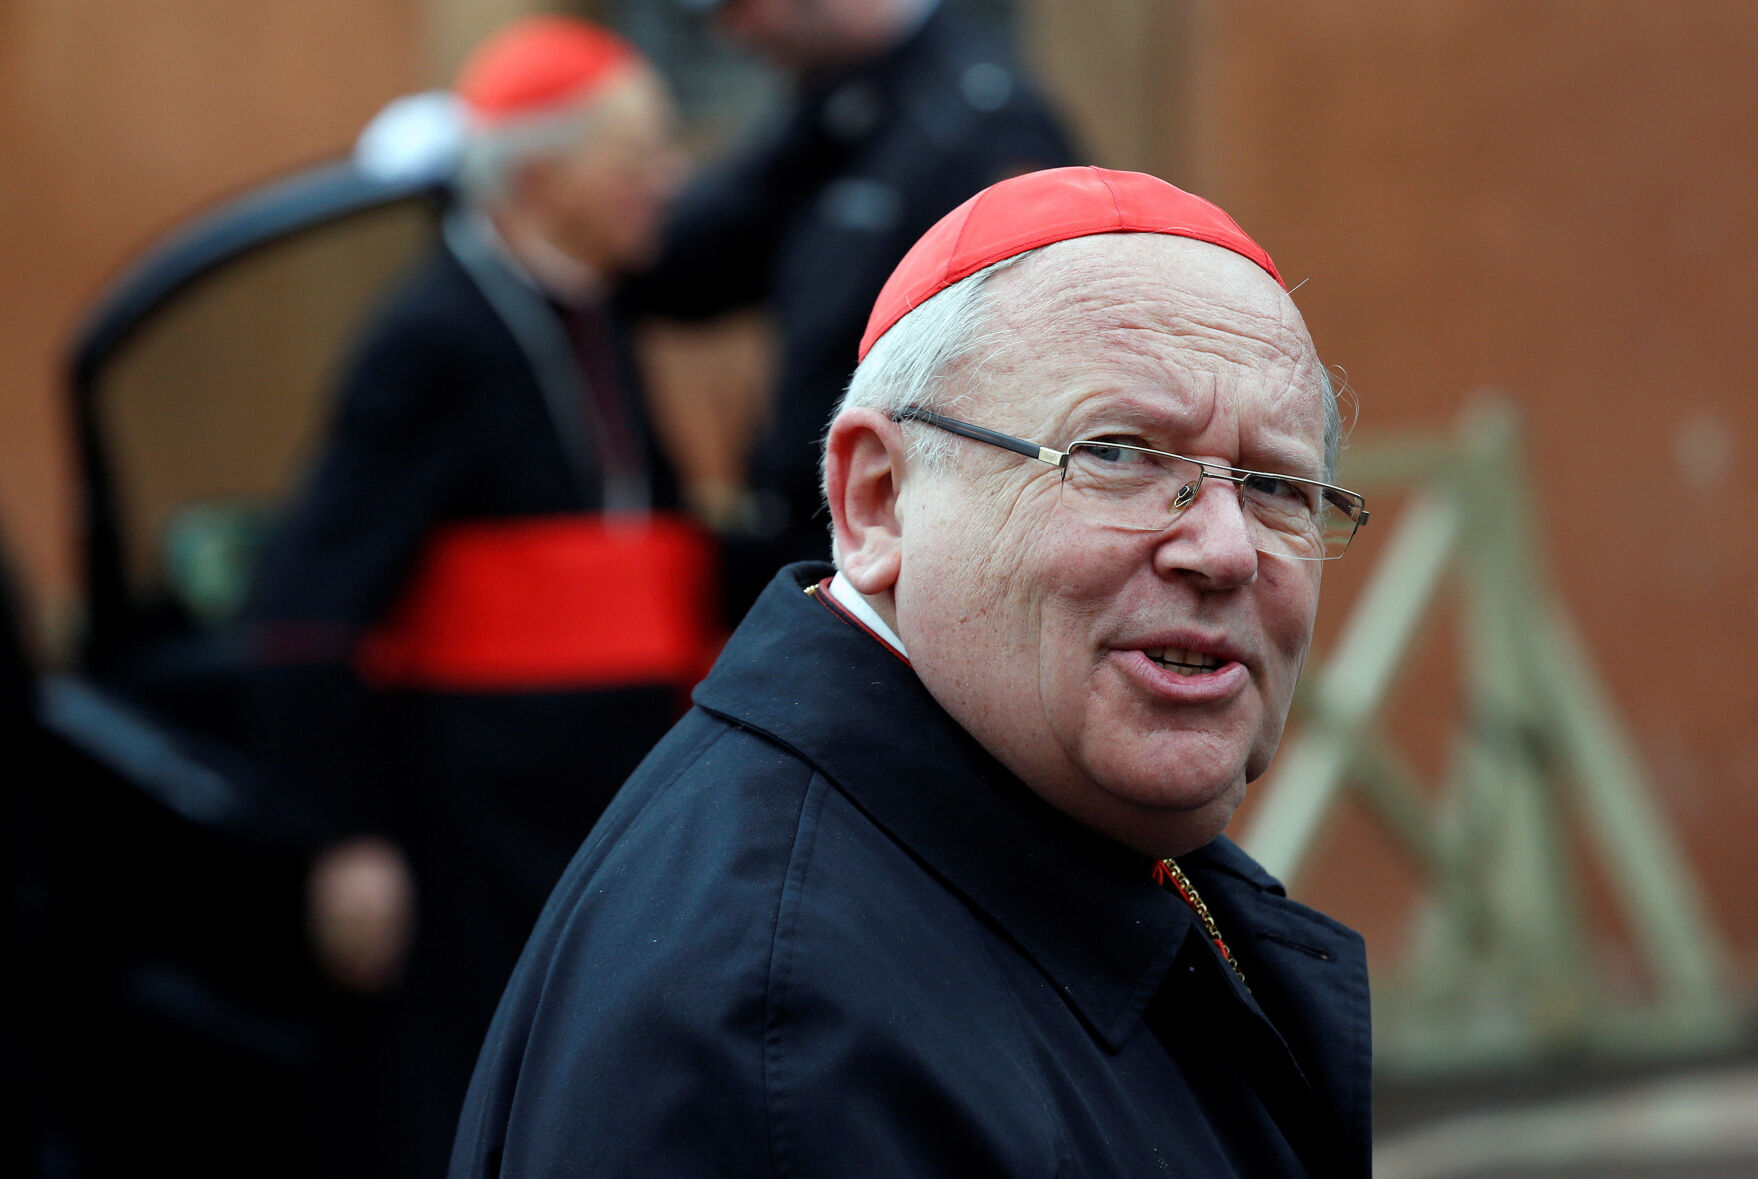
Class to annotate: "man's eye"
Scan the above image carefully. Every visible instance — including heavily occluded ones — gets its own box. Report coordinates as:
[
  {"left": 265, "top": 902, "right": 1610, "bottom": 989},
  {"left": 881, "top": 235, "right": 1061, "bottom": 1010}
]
[
  {"left": 1243, "top": 473, "right": 1314, "bottom": 506},
  {"left": 1078, "top": 440, "right": 1150, "bottom": 465}
]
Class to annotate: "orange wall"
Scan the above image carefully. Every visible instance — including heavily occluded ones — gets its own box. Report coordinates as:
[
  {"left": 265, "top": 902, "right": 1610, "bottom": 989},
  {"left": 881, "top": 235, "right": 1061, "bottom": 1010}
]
[
  {"left": 0, "top": 0, "right": 426, "bottom": 651},
  {"left": 1185, "top": 3, "right": 1758, "bottom": 980},
  {"left": 1023, "top": 0, "right": 1758, "bottom": 985}
]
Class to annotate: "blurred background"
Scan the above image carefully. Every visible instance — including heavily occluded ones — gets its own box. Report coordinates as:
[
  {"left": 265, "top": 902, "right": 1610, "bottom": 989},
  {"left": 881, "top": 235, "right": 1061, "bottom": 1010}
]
[{"left": 4, "top": 1, "right": 1757, "bottom": 1175}]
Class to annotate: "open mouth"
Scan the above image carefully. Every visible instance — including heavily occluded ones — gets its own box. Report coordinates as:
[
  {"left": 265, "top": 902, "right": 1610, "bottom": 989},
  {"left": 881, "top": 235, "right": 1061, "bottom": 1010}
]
[{"left": 1145, "top": 647, "right": 1224, "bottom": 677}]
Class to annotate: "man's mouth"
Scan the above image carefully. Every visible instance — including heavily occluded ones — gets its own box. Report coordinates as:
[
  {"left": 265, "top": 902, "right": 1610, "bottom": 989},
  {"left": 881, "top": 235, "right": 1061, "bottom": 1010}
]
[{"left": 1145, "top": 647, "right": 1224, "bottom": 677}]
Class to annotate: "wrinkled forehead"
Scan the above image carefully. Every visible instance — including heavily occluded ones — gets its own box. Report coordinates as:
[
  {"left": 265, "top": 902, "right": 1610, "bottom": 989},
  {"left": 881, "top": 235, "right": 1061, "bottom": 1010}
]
[{"left": 969, "top": 234, "right": 1327, "bottom": 443}]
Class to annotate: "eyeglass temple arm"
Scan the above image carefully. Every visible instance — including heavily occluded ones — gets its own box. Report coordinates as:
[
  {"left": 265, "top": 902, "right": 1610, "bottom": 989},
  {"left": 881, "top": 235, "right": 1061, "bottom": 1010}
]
[
  {"left": 891, "top": 408, "right": 1067, "bottom": 468},
  {"left": 1322, "top": 487, "right": 1369, "bottom": 528}
]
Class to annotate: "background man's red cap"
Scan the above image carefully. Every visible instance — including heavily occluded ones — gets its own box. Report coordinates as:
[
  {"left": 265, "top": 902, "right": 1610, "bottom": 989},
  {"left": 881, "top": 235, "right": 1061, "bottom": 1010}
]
[
  {"left": 857, "top": 166, "right": 1285, "bottom": 360},
  {"left": 455, "top": 16, "right": 640, "bottom": 123}
]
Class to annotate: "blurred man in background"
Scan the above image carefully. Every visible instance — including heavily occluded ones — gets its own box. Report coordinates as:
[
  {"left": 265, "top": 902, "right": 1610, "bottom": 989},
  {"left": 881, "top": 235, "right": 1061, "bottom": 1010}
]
[
  {"left": 631, "top": 0, "right": 1077, "bottom": 617},
  {"left": 244, "top": 16, "right": 710, "bottom": 1175}
]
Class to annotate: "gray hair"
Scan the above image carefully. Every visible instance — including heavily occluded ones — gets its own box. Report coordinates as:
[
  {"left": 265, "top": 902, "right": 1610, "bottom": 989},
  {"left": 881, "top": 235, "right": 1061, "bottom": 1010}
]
[
  {"left": 453, "top": 104, "right": 599, "bottom": 208},
  {"left": 831, "top": 241, "right": 1343, "bottom": 486},
  {"left": 833, "top": 252, "right": 1032, "bottom": 472}
]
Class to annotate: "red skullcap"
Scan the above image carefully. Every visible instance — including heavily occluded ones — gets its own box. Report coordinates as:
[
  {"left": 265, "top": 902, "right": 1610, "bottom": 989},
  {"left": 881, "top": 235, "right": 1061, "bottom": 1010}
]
[
  {"left": 455, "top": 16, "right": 640, "bottom": 123},
  {"left": 858, "top": 166, "right": 1284, "bottom": 360}
]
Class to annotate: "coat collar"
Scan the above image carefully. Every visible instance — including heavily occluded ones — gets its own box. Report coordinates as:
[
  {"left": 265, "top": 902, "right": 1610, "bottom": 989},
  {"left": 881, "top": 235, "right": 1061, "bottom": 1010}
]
[
  {"left": 697, "top": 564, "right": 1217, "bottom": 1049},
  {"left": 697, "top": 565, "right": 1372, "bottom": 1167}
]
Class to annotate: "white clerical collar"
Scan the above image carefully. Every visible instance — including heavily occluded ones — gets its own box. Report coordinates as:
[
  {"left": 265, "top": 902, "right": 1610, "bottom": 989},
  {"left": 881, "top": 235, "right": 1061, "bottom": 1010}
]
[{"left": 827, "top": 570, "right": 907, "bottom": 657}]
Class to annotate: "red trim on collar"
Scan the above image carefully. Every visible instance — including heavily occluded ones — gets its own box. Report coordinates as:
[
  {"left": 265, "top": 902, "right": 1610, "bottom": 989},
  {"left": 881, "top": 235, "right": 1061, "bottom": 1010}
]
[
  {"left": 808, "top": 578, "right": 912, "bottom": 668},
  {"left": 1153, "top": 858, "right": 1236, "bottom": 967}
]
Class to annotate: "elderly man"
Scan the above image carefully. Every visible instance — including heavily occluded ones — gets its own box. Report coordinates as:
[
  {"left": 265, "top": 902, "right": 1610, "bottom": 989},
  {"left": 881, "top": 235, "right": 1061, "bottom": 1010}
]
[
  {"left": 245, "top": 16, "right": 706, "bottom": 1176},
  {"left": 452, "top": 166, "right": 1372, "bottom": 1177}
]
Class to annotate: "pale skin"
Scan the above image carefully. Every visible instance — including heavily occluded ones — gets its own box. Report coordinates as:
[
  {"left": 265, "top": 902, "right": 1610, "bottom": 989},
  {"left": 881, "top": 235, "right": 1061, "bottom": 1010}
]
[
  {"left": 826, "top": 234, "right": 1328, "bottom": 859},
  {"left": 307, "top": 836, "right": 416, "bottom": 993}
]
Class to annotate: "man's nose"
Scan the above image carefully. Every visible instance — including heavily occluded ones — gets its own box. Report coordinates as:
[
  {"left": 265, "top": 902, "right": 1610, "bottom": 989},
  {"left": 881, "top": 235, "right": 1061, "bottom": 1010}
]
[{"left": 1153, "top": 476, "right": 1260, "bottom": 587}]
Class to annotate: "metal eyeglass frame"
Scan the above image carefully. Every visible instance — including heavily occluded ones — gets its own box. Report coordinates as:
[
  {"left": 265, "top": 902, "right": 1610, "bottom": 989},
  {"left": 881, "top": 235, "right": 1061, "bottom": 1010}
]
[{"left": 890, "top": 406, "right": 1370, "bottom": 560}]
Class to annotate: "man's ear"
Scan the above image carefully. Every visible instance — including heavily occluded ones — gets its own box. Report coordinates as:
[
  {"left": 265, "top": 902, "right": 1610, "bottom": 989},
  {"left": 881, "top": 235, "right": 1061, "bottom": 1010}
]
[{"left": 824, "top": 408, "right": 906, "bottom": 595}]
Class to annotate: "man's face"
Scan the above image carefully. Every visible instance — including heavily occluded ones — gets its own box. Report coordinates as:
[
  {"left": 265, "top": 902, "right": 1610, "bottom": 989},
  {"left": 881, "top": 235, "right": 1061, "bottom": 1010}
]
[
  {"left": 525, "top": 65, "right": 684, "bottom": 275},
  {"left": 892, "top": 235, "right": 1328, "bottom": 858}
]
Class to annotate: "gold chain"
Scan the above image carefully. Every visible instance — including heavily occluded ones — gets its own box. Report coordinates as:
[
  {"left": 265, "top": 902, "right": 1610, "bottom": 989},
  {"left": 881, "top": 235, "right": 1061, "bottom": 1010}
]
[{"left": 1158, "top": 857, "right": 1249, "bottom": 990}]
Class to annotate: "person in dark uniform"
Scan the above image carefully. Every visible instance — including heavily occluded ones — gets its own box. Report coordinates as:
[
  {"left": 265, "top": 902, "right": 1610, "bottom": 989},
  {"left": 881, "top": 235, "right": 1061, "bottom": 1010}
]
[
  {"left": 453, "top": 167, "right": 1375, "bottom": 1176},
  {"left": 243, "top": 17, "right": 709, "bottom": 1176},
  {"left": 630, "top": 0, "right": 1077, "bottom": 617}
]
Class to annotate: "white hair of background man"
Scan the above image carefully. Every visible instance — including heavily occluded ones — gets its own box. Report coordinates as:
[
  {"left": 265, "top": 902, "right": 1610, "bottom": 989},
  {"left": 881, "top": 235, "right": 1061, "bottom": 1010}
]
[{"left": 453, "top": 99, "right": 612, "bottom": 208}]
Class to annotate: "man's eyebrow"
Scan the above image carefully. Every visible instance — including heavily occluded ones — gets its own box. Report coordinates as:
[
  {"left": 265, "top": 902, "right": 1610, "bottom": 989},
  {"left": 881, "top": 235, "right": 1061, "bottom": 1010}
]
[
  {"left": 1060, "top": 395, "right": 1186, "bottom": 437},
  {"left": 1245, "top": 442, "right": 1326, "bottom": 479},
  {"left": 1062, "top": 398, "right": 1324, "bottom": 476}
]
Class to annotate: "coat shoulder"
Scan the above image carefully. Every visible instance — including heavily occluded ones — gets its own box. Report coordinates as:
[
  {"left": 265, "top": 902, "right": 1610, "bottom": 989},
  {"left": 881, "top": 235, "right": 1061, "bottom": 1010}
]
[{"left": 452, "top": 712, "right": 821, "bottom": 1176}]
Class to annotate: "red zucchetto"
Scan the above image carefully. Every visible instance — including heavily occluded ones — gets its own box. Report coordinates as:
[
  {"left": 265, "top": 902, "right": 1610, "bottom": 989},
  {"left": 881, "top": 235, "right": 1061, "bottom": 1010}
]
[
  {"left": 454, "top": 15, "right": 640, "bottom": 124},
  {"left": 858, "top": 166, "right": 1284, "bottom": 360}
]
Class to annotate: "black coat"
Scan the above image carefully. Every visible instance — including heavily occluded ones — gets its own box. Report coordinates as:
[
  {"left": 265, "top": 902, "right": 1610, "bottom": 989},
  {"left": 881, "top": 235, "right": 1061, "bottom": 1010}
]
[
  {"left": 452, "top": 564, "right": 1373, "bottom": 1177},
  {"left": 629, "top": 7, "right": 1077, "bottom": 614},
  {"left": 248, "top": 219, "right": 684, "bottom": 839}
]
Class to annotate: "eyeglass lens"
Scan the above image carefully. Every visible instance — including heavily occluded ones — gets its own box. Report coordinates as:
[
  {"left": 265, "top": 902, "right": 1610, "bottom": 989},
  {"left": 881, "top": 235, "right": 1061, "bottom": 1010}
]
[{"left": 1061, "top": 443, "right": 1361, "bottom": 560}]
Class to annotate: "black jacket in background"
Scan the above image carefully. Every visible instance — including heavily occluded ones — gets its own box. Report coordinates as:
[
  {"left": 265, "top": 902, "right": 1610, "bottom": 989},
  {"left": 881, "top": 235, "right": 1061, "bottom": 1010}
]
[
  {"left": 629, "top": 7, "right": 1078, "bottom": 616},
  {"left": 452, "top": 564, "right": 1373, "bottom": 1177}
]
